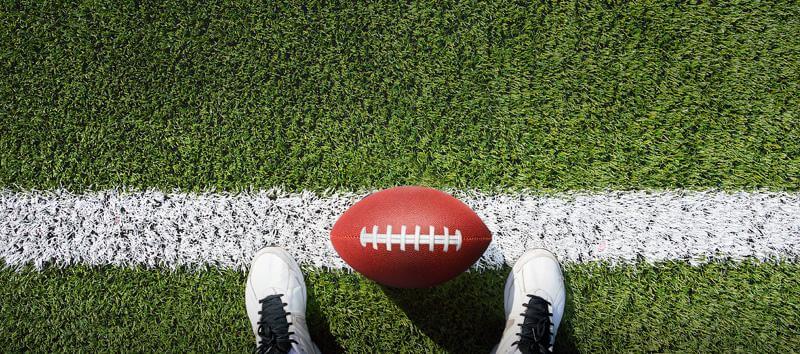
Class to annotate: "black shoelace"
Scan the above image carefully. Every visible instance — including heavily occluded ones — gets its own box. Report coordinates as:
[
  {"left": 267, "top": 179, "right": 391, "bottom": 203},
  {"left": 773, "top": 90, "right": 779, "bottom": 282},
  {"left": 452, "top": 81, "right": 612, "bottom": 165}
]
[
  {"left": 255, "top": 294, "right": 297, "bottom": 354},
  {"left": 512, "top": 294, "right": 553, "bottom": 354}
]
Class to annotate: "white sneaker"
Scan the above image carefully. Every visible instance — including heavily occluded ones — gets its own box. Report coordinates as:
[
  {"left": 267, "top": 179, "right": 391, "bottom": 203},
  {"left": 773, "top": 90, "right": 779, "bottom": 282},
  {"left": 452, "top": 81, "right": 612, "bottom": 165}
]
[
  {"left": 492, "top": 249, "right": 566, "bottom": 354},
  {"left": 245, "top": 247, "right": 320, "bottom": 354}
]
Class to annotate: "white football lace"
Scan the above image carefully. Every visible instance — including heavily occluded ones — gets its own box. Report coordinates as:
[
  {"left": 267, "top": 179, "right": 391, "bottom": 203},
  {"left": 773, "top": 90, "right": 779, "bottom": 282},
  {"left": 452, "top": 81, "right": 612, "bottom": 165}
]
[{"left": 359, "top": 225, "right": 463, "bottom": 252}]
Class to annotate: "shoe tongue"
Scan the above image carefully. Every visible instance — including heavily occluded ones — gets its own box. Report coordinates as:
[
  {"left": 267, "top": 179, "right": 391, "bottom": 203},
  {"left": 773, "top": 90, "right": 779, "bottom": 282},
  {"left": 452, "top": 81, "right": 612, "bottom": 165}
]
[
  {"left": 524, "top": 296, "right": 550, "bottom": 317},
  {"left": 518, "top": 295, "right": 552, "bottom": 354},
  {"left": 528, "top": 289, "right": 554, "bottom": 304},
  {"left": 260, "top": 287, "right": 297, "bottom": 316},
  {"left": 259, "top": 295, "right": 294, "bottom": 353}
]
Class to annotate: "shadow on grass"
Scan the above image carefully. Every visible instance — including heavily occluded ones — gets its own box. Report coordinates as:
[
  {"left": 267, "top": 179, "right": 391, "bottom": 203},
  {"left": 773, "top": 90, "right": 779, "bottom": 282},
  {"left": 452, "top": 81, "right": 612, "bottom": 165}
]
[
  {"left": 554, "top": 269, "right": 579, "bottom": 354},
  {"left": 306, "top": 291, "right": 345, "bottom": 354},
  {"left": 380, "top": 267, "right": 579, "bottom": 354},
  {"left": 379, "top": 269, "right": 506, "bottom": 353}
]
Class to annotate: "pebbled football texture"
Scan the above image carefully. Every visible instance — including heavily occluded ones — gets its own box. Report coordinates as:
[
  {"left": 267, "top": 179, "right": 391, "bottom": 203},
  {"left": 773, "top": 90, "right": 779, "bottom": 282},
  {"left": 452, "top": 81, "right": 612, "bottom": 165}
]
[{"left": 331, "top": 186, "right": 492, "bottom": 288}]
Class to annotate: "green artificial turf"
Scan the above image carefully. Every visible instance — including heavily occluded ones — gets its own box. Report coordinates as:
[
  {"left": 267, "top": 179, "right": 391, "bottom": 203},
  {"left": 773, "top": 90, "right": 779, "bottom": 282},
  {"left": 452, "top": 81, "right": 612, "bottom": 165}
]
[
  {"left": 2, "top": 0, "right": 799, "bottom": 192},
  {"left": 1, "top": 262, "right": 798, "bottom": 353},
  {"left": 2, "top": 1, "right": 799, "bottom": 353}
]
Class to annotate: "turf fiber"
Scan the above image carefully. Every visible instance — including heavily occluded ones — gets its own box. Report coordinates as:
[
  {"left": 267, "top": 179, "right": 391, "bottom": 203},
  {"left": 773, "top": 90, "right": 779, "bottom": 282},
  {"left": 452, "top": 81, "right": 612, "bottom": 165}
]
[
  {"left": 1, "top": 262, "right": 798, "bottom": 353},
  {"left": 1, "top": 0, "right": 798, "bottom": 191}
]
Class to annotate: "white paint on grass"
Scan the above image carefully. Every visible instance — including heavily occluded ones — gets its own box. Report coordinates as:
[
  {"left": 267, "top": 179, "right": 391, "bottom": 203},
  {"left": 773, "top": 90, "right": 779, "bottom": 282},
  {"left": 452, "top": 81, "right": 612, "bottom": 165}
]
[{"left": 1, "top": 189, "right": 798, "bottom": 270}]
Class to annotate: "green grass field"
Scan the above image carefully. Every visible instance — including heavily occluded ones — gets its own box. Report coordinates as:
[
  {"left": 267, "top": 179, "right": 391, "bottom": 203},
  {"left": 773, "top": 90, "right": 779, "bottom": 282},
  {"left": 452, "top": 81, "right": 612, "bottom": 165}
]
[
  {"left": 2, "top": 0, "right": 799, "bottom": 352},
  {"left": 2, "top": 0, "right": 798, "bottom": 191},
  {"left": 3, "top": 262, "right": 799, "bottom": 353}
]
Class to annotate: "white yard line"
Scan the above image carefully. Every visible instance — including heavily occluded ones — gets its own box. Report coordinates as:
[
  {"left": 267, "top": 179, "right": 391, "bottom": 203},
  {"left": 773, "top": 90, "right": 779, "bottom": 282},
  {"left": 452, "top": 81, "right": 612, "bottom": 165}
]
[{"left": 1, "top": 189, "right": 798, "bottom": 270}]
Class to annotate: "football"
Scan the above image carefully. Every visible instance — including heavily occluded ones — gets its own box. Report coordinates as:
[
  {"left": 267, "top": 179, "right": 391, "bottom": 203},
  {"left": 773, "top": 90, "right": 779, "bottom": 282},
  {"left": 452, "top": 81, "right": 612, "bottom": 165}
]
[{"left": 330, "top": 186, "right": 492, "bottom": 288}]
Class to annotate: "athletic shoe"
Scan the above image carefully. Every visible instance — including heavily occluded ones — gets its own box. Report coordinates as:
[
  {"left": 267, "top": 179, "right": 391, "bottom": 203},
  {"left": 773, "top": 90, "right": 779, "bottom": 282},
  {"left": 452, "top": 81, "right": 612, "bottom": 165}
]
[
  {"left": 245, "top": 247, "right": 320, "bottom": 354},
  {"left": 492, "top": 248, "right": 566, "bottom": 354}
]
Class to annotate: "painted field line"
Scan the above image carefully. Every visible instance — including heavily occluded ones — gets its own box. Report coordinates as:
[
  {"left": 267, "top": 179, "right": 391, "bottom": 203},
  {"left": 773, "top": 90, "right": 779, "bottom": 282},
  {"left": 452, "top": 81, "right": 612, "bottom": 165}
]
[{"left": 1, "top": 189, "right": 798, "bottom": 270}]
